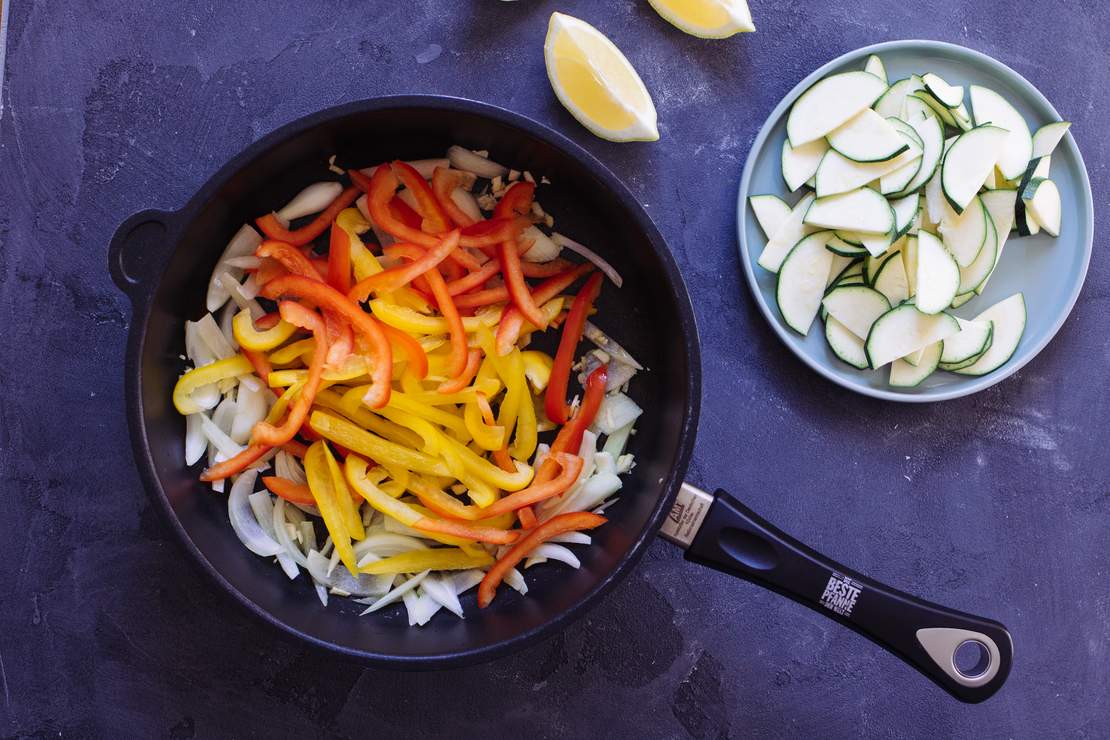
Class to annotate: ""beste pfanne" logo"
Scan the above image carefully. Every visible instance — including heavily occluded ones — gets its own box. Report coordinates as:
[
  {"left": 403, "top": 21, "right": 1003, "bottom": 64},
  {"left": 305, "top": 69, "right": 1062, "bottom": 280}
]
[{"left": 819, "top": 572, "right": 862, "bottom": 617}]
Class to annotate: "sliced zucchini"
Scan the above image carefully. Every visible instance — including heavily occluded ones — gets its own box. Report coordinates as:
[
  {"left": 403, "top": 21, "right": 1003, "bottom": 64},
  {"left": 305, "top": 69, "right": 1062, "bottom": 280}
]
[
  {"left": 864, "top": 54, "right": 887, "bottom": 84},
  {"left": 776, "top": 231, "right": 835, "bottom": 335},
  {"left": 827, "top": 109, "right": 909, "bottom": 163},
  {"left": 902, "top": 346, "right": 925, "bottom": 366},
  {"left": 1031, "top": 121, "right": 1070, "bottom": 159},
  {"left": 1015, "top": 197, "right": 1042, "bottom": 237},
  {"left": 921, "top": 72, "right": 964, "bottom": 108},
  {"left": 940, "top": 319, "right": 993, "bottom": 365},
  {"left": 1022, "top": 177, "right": 1061, "bottom": 236},
  {"left": 941, "top": 125, "right": 1009, "bottom": 213},
  {"left": 814, "top": 144, "right": 920, "bottom": 197},
  {"left": 902, "top": 235, "right": 919, "bottom": 296},
  {"left": 825, "top": 316, "right": 869, "bottom": 369},
  {"left": 873, "top": 249, "right": 910, "bottom": 304},
  {"left": 914, "top": 231, "right": 960, "bottom": 314},
  {"left": 912, "top": 90, "right": 958, "bottom": 128},
  {"left": 750, "top": 195, "right": 792, "bottom": 239},
  {"left": 938, "top": 194, "right": 987, "bottom": 267},
  {"left": 758, "top": 192, "right": 817, "bottom": 273},
  {"left": 787, "top": 71, "right": 888, "bottom": 147},
  {"left": 949, "top": 292, "right": 976, "bottom": 309},
  {"left": 803, "top": 188, "right": 895, "bottom": 234},
  {"left": 951, "top": 103, "right": 974, "bottom": 132},
  {"left": 956, "top": 203, "right": 998, "bottom": 294},
  {"left": 975, "top": 189, "right": 1018, "bottom": 295},
  {"left": 951, "top": 294, "right": 1026, "bottom": 376},
  {"left": 826, "top": 254, "right": 858, "bottom": 287},
  {"left": 969, "top": 85, "right": 1033, "bottom": 180},
  {"left": 890, "top": 340, "right": 942, "bottom": 387},
  {"left": 782, "top": 138, "right": 829, "bottom": 192},
  {"left": 874, "top": 76, "right": 923, "bottom": 119},
  {"left": 891, "top": 193, "right": 920, "bottom": 240},
  {"left": 1033, "top": 155, "right": 1051, "bottom": 179},
  {"left": 865, "top": 303, "right": 960, "bottom": 369},
  {"left": 858, "top": 229, "right": 896, "bottom": 258},
  {"left": 825, "top": 234, "right": 869, "bottom": 257},
  {"left": 900, "top": 91, "right": 932, "bottom": 123},
  {"left": 822, "top": 285, "right": 891, "bottom": 340},
  {"left": 887, "top": 113, "right": 944, "bottom": 197}
]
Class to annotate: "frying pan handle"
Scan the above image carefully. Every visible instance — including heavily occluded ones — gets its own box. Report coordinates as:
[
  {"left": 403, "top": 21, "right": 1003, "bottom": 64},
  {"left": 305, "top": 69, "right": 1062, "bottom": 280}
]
[
  {"left": 682, "top": 486, "right": 1013, "bottom": 703},
  {"left": 109, "top": 209, "right": 179, "bottom": 300}
]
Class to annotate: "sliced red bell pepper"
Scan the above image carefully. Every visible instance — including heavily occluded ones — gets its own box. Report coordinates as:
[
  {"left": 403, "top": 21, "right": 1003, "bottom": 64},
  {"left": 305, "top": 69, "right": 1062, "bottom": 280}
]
[
  {"left": 453, "top": 286, "right": 509, "bottom": 310},
  {"left": 520, "top": 258, "right": 574, "bottom": 278},
  {"left": 254, "top": 257, "right": 286, "bottom": 286},
  {"left": 431, "top": 167, "right": 477, "bottom": 228},
  {"left": 261, "top": 275, "right": 393, "bottom": 408},
  {"left": 480, "top": 453, "right": 583, "bottom": 517},
  {"left": 327, "top": 222, "right": 352, "bottom": 294},
  {"left": 256, "top": 241, "right": 325, "bottom": 281},
  {"left": 494, "top": 182, "right": 536, "bottom": 219},
  {"left": 499, "top": 239, "right": 548, "bottom": 330},
  {"left": 458, "top": 216, "right": 528, "bottom": 250},
  {"left": 255, "top": 186, "right": 360, "bottom": 246},
  {"left": 391, "top": 160, "right": 451, "bottom": 234},
  {"left": 351, "top": 167, "right": 439, "bottom": 247},
  {"left": 242, "top": 347, "right": 273, "bottom": 383},
  {"left": 347, "top": 230, "right": 462, "bottom": 302},
  {"left": 262, "top": 476, "right": 315, "bottom": 505},
  {"left": 494, "top": 263, "right": 594, "bottom": 355},
  {"left": 199, "top": 443, "right": 271, "bottom": 482},
  {"left": 381, "top": 323, "right": 429, "bottom": 380},
  {"left": 388, "top": 195, "right": 424, "bottom": 231},
  {"left": 423, "top": 262, "right": 469, "bottom": 379},
  {"left": 412, "top": 517, "right": 522, "bottom": 545},
  {"left": 447, "top": 259, "right": 501, "bottom": 295},
  {"left": 478, "top": 511, "right": 607, "bottom": 607},
  {"left": 545, "top": 273, "right": 604, "bottom": 425},
  {"left": 323, "top": 310, "right": 354, "bottom": 368},
  {"left": 436, "top": 348, "right": 481, "bottom": 394}
]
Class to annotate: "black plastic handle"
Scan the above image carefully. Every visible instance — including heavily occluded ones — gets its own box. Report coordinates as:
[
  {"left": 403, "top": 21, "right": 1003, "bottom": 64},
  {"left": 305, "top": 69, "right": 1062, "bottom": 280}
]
[
  {"left": 108, "top": 209, "right": 179, "bottom": 300},
  {"left": 684, "top": 488, "right": 1012, "bottom": 703}
]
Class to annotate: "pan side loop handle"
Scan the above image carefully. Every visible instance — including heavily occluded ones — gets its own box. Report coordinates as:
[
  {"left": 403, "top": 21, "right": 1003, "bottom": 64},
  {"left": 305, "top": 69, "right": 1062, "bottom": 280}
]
[
  {"left": 109, "top": 209, "right": 178, "bottom": 301},
  {"left": 683, "top": 487, "right": 1013, "bottom": 703}
]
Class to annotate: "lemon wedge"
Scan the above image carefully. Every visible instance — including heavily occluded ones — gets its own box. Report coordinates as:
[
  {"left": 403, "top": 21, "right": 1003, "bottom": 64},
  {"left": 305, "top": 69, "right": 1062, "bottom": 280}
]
[
  {"left": 647, "top": 0, "right": 755, "bottom": 38},
  {"left": 543, "top": 12, "right": 659, "bottom": 142}
]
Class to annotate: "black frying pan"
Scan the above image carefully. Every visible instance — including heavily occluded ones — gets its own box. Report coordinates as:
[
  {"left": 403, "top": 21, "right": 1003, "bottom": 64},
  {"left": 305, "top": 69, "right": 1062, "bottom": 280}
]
[{"left": 109, "top": 96, "right": 1012, "bottom": 702}]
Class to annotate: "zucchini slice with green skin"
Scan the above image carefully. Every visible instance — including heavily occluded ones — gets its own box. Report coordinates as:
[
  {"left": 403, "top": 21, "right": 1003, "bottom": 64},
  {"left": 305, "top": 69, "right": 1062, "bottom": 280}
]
[
  {"left": 787, "top": 71, "right": 888, "bottom": 147},
  {"left": 921, "top": 73, "right": 964, "bottom": 108},
  {"left": 902, "top": 235, "right": 919, "bottom": 297},
  {"left": 864, "top": 54, "right": 887, "bottom": 84},
  {"left": 941, "top": 125, "right": 1009, "bottom": 213},
  {"left": 887, "top": 114, "right": 943, "bottom": 197},
  {"left": 782, "top": 138, "right": 828, "bottom": 192},
  {"left": 940, "top": 319, "right": 993, "bottom": 364},
  {"left": 825, "top": 316, "right": 870, "bottom": 369},
  {"left": 750, "top": 194, "right": 792, "bottom": 239},
  {"left": 1031, "top": 121, "right": 1071, "bottom": 159},
  {"left": 969, "top": 85, "right": 1033, "bottom": 180},
  {"left": 938, "top": 194, "right": 987, "bottom": 267},
  {"left": 914, "top": 230, "right": 961, "bottom": 314},
  {"left": 1022, "top": 177, "right": 1061, "bottom": 236},
  {"left": 827, "top": 108, "right": 909, "bottom": 163},
  {"left": 804, "top": 188, "right": 895, "bottom": 234},
  {"left": 814, "top": 144, "right": 920, "bottom": 197},
  {"left": 873, "top": 248, "right": 910, "bottom": 304},
  {"left": 822, "top": 285, "right": 891, "bottom": 340},
  {"left": 874, "top": 76, "right": 923, "bottom": 119},
  {"left": 889, "top": 340, "right": 942, "bottom": 387},
  {"left": 1033, "top": 156, "right": 1051, "bottom": 179},
  {"left": 825, "top": 254, "right": 856, "bottom": 288},
  {"left": 912, "top": 90, "right": 958, "bottom": 128},
  {"left": 865, "top": 303, "right": 960, "bottom": 369},
  {"left": 825, "top": 234, "right": 869, "bottom": 257},
  {"left": 776, "top": 231, "right": 835, "bottom": 335},
  {"left": 957, "top": 203, "right": 999, "bottom": 295},
  {"left": 949, "top": 292, "right": 976, "bottom": 309},
  {"left": 891, "top": 193, "right": 921, "bottom": 240},
  {"left": 975, "top": 189, "right": 1018, "bottom": 295},
  {"left": 951, "top": 294, "right": 1026, "bottom": 376},
  {"left": 758, "top": 192, "right": 817, "bottom": 273}
]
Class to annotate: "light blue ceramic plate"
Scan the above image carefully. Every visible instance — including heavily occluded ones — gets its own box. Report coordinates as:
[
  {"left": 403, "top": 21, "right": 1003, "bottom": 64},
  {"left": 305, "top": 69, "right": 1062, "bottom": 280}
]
[{"left": 736, "top": 40, "right": 1093, "bottom": 402}]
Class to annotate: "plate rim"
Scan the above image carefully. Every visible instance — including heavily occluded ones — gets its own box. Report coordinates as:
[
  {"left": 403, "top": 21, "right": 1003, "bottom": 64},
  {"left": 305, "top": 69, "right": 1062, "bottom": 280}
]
[{"left": 735, "top": 38, "right": 1094, "bottom": 403}]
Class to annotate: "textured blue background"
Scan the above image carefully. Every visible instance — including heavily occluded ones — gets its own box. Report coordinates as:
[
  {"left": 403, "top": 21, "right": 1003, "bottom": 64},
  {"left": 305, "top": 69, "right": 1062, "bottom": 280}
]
[{"left": 1, "top": 1, "right": 1107, "bottom": 737}]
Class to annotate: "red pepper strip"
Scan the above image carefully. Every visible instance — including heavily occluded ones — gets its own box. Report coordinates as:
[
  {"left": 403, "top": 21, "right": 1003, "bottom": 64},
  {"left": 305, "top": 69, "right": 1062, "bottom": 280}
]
[
  {"left": 327, "top": 222, "right": 352, "bottom": 294},
  {"left": 381, "top": 323, "right": 430, "bottom": 379},
  {"left": 255, "top": 312, "right": 282, "bottom": 330},
  {"left": 494, "top": 182, "right": 536, "bottom": 219},
  {"left": 494, "top": 263, "right": 595, "bottom": 355},
  {"left": 243, "top": 347, "right": 273, "bottom": 383},
  {"left": 263, "top": 475, "right": 360, "bottom": 504},
  {"left": 389, "top": 196, "right": 424, "bottom": 230},
  {"left": 251, "top": 302, "right": 330, "bottom": 447},
  {"left": 391, "top": 160, "right": 451, "bottom": 234},
  {"left": 281, "top": 440, "right": 308, "bottom": 458},
  {"left": 199, "top": 443, "right": 271, "bottom": 482},
  {"left": 255, "top": 186, "right": 360, "bottom": 246},
  {"left": 499, "top": 239, "right": 548, "bottom": 330},
  {"left": 545, "top": 273, "right": 604, "bottom": 425},
  {"left": 261, "top": 275, "right": 393, "bottom": 408},
  {"left": 521, "top": 259, "right": 575, "bottom": 278},
  {"left": 454, "top": 286, "right": 509, "bottom": 310},
  {"left": 424, "top": 264, "right": 469, "bottom": 379},
  {"left": 538, "top": 365, "right": 608, "bottom": 485},
  {"left": 351, "top": 167, "right": 440, "bottom": 248},
  {"left": 478, "top": 512, "right": 607, "bottom": 608},
  {"left": 347, "top": 230, "right": 462, "bottom": 302},
  {"left": 323, "top": 310, "right": 354, "bottom": 368},
  {"left": 439, "top": 257, "right": 465, "bottom": 283},
  {"left": 254, "top": 257, "right": 286, "bottom": 286},
  {"left": 256, "top": 241, "right": 325, "bottom": 281},
  {"left": 431, "top": 167, "right": 477, "bottom": 227},
  {"left": 436, "top": 348, "right": 481, "bottom": 393},
  {"left": 517, "top": 507, "right": 538, "bottom": 529},
  {"left": 458, "top": 217, "right": 528, "bottom": 250},
  {"left": 479, "top": 453, "right": 583, "bottom": 517},
  {"left": 447, "top": 259, "right": 500, "bottom": 295},
  {"left": 412, "top": 517, "right": 521, "bottom": 545}
]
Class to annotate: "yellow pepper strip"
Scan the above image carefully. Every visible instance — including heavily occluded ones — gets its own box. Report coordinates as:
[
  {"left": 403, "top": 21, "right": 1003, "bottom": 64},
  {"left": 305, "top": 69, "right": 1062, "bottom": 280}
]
[
  {"left": 232, "top": 310, "right": 298, "bottom": 352},
  {"left": 269, "top": 338, "right": 316, "bottom": 365},
  {"left": 310, "top": 411, "right": 451, "bottom": 477},
  {"left": 439, "top": 434, "right": 534, "bottom": 492},
  {"left": 374, "top": 406, "right": 444, "bottom": 455},
  {"left": 508, "top": 350, "right": 538, "bottom": 460},
  {"left": 358, "top": 548, "right": 493, "bottom": 575},
  {"left": 268, "top": 360, "right": 370, "bottom": 387},
  {"left": 173, "top": 355, "right": 253, "bottom": 414},
  {"left": 324, "top": 442, "right": 365, "bottom": 541},
  {"left": 399, "top": 370, "right": 425, "bottom": 395},
  {"left": 407, "top": 500, "right": 515, "bottom": 531},
  {"left": 369, "top": 300, "right": 506, "bottom": 336},
  {"left": 405, "top": 377, "right": 502, "bottom": 406},
  {"left": 345, "top": 455, "right": 422, "bottom": 527},
  {"left": 312, "top": 389, "right": 424, "bottom": 449},
  {"left": 521, "top": 351, "right": 554, "bottom": 393},
  {"left": 338, "top": 209, "right": 433, "bottom": 312},
  {"left": 266, "top": 380, "right": 303, "bottom": 424},
  {"left": 464, "top": 398, "right": 506, "bottom": 450},
  {"left": 304, "top": 441, "right": 358, "bottom": 573},
  {"left": 476, "top": 328, "right": 523, "bottom": 442},
  {"left": 386, "top": 391, "right": 471, "bottom": 442},
  {"left": 393, "top": 287, "right": 434, "bottom": 314}
]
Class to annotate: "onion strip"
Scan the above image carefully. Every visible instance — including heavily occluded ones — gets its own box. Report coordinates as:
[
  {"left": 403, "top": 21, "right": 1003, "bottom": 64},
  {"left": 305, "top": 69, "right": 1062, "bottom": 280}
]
[{"left": 551, "top": 233, "right": 623, "bottom": 287}]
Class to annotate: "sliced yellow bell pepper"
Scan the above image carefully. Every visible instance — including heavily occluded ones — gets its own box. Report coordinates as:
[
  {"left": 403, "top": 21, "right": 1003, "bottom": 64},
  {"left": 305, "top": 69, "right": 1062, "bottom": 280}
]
[
  {"left": 369, "top": 299, "right": 505, "bottom": 336},
  {"left": 232, "top": 310, "right": 298, "bottom": 352},
  {"left": 312, "top": 389, "right": 424, "bottom": 449},
  {"left": 375, "top": 406, "right": 445, "bottom": 455},
  {"left": 521, "top": 350, "right": 554, "bottom": 393},
  {"left": 386, "top": 391, "right": 471, "bottom": 442},
  {"left": 337, "top": 208, "right": 381, "bottom": 282},
  {"left": 358, "top": 548, "right": 493, "bottom": 575},
  {"left": 269, "top": 338, "right": 316, "bottom": 365},
  {"left": 310, "top": 411, "right": 452, "bottom": 477},
  {"left": 439, "top": 434, "right": 533, "bottom": 492},
  {"left": 345, "top": 455, "right": 422, "bottom": 527},
  {"left": 268, "top": 357, "right": 370, "bottom": 388},
  {"left": 507, "top": 349, "right": 538, "bottom": 460},
  {"left": 324, "top": 442, "right": 364, "bottom": 541},
  {"left": 304, "top": 440, "right": 358, "bottom": 573},
  {"left": 173, "top": 355, "right": 253, "bottom": 414},
  {"left": 403, "top": 377, "right": 502, "bottom": 406},
  {"left": 464, "top": 398, "right": 506, "bottom": 451}
]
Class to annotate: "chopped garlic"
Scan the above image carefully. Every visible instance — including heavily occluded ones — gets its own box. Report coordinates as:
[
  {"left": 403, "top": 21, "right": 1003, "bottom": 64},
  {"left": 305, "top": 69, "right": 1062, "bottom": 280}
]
[
  {"left": 327, "top": 155, "right": 345, "bottom": 175},
  {"left": 508, "top": 169, "right": 521, "bottom": 181},
  {"left": 523, "top": 171, "right": 535, "bottom": 184}
]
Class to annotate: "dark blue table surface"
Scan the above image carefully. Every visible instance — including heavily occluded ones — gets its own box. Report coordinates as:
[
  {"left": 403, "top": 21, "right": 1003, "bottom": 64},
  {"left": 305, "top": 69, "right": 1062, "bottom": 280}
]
[{"left": 2, "top": 1, "right": 1108, "bottom": 737}]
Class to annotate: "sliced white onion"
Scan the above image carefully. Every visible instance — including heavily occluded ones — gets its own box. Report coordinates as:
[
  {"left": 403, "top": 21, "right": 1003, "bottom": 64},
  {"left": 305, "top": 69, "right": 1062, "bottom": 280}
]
[
  {"left": 189, "top": 383, "right": 220, "bottom": 411},
  {"left": 222, "top": 256, "right": 261, "bottom": 270},
  {"left": 403, "top": 589, "right": 442, "bottom": 626},
  {"left": 583, "top": 321, "right": 642, "bottom": 369},
  {"left": 211, "top": 396, "right": 237, "bottom": 435},
  {"left": 503, "top": 567, "right": 528, "bottom": 595},
  {"left": 184, "top": 413, "right": 208, "bottom": 465},
  {"left": 450, "top": 187, "right": 483, "bottom": 222},
  {"left": 593, "top": 496, "right": 620, "bottom": 514},
  {"left": 306, "top": 550, "right": 392, "bottom": 597},
  {"left": 453, "top": 569, "right": 486, "bottom": 595},
  {"left": 200, "top": 412, "right": 243, "bottom": 459},
  {"left": 447, "top": 145, "right": 508, "bottom": 178},
  {"left": 184, "top": 319, "right": 217, "bottom": 367},
  {"left": 548, "top": 532, "right": 591, "bottom": 546},
  {"left": 520, "top": 225, "right": 562, "bottom": 262},
  {"left": 275, "top": 450, "right": 307, "bottom": 485},
  {"left": 359, "top": 570, "right": 430, "bottom": 615},
  {"left": 573, "top": 473, "right": 623, "bottom": 514},
  {"left": 603, "top": 361, "right": 638, "bottom": 392},
  {"left": 239, "top": 274, "right": 261, "bottom": 302},
  {"left": 381, "top": 513, "right": 451, "bottom": 545},
  {"left": 602, "top": 420, "right": 634, "bottom": 456},
  {"left": 524, "top": 543, "right": 581, "bottom": 570},
  {"left": 593, "top": 451, "right": 617, "bottom": 476},
  {"left": 277, "top": 181, "right": 344, "bottom": 223},
  {"left": 196, "top": 312, "right": 235, "bottom": 360},
  {"left": 551, "top": 233, "right": 623, "bottom": 287},
  {"left": 271, "top": 498, "right": 309, "bottom": 567},
  {"left": 616, "top": 453, "right": 635, "bottom": 474},
  {"left": 230, "top": 381, "right": 266, "bottom": 445},
  {"left": 248, "top": 492, "right": 299, "bottom": 579},
  {"left": 422, "top": 574, "right": 464, "bottom": 618},
  {"left": 218, "top": 302, "right": 239, "bottom": 352},
  {"left": 353, "top": 533, "right": 428, "bottom": 564},
  {"left": 315, "top": 583, "right": 329, "bottom": 606},
  {"left": 591, "top": 392, "right": 643, "bottom": 435},
  {"left": 228, "top": 470, "right": 284, "bottom": 557},
  {"left": 207, "top": 224, "right": 263, "bottom": 313}
]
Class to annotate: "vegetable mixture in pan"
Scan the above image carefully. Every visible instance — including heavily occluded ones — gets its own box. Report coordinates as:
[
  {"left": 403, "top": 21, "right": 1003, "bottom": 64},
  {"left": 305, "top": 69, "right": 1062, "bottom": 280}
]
[{"left": 172, "top": 149, "right": 644, "bottom": 625}]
